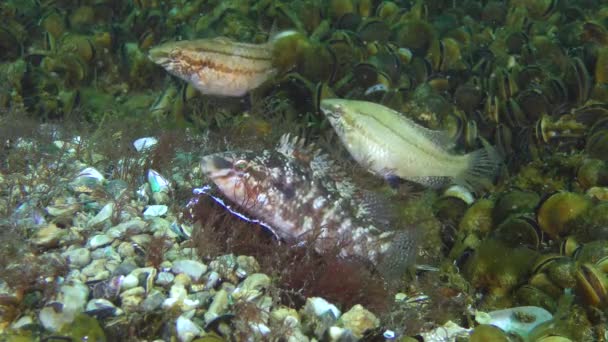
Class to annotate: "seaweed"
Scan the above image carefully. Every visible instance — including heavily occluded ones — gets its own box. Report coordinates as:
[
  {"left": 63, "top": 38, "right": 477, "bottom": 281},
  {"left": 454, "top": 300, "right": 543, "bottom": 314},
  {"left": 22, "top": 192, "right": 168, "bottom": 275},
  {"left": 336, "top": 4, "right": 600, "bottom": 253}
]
[{"left": 187, "top": 195, "right": 393, "bottom": 315}]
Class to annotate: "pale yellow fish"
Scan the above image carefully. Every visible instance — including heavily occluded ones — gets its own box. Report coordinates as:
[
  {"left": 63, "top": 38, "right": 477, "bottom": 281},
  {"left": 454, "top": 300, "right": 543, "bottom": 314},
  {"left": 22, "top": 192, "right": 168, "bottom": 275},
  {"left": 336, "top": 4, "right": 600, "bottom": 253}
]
[
  {"left": 148, "top": 36, "right": 277, "bottom": 97},
  {"left": 320, "top": 99, "right": 501, "bottom": 189}
]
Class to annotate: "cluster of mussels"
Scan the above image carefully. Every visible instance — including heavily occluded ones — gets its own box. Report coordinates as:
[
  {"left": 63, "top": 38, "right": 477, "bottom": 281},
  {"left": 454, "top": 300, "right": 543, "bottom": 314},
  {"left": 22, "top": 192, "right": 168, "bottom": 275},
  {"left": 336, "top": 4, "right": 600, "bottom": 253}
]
[{"left": 1, "top": 0, "right": 608, "bottom": 340}]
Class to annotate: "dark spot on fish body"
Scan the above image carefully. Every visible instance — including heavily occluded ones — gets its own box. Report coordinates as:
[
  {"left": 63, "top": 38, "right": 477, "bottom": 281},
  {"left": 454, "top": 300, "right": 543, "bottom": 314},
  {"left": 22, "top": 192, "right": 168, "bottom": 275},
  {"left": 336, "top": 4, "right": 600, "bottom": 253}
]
[{"left": 212, "top": 155, "right": 233, "bottom": 170}]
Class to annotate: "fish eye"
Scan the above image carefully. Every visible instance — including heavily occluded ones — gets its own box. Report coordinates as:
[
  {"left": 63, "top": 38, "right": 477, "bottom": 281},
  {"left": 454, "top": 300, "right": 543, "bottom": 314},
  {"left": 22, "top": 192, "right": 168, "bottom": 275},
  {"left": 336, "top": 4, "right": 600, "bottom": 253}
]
[{"left": 234, "top": 159, "right": 248, "bottom": 170}]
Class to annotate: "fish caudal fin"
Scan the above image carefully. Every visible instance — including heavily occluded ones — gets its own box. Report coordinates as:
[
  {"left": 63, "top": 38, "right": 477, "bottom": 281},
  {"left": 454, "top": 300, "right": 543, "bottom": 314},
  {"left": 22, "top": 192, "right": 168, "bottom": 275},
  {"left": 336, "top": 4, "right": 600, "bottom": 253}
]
[
  {"left": 376, "top": 228, "right": 418, "bottom": 285},
  {"left": 457, "top": 138, "right": 502, "bottom": 191}
]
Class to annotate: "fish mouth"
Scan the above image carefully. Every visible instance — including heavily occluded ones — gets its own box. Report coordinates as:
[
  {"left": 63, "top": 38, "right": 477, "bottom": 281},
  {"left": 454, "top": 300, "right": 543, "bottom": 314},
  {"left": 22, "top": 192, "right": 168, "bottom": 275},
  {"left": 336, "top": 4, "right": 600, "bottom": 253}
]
[
  {"left": 148, "top": 45, "right": 172, "bottom": 65},
  {"left": 319, "top": 98, "right": 344, "bottom": 120}
]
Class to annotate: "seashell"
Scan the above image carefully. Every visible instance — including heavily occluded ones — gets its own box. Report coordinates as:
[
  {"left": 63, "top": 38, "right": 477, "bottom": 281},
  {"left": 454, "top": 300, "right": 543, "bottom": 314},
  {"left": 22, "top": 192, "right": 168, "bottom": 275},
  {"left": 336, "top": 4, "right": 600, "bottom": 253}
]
[
  {"left": 40, "top": 8, "right": 66, "bottom": 41},
  {"left": 393, "top": 19, "right": 436, "bottom": 55},
  {"left": 564, "top": 57, "right": 592, "bottom": 105},
  {"left": 525, "top": 0, "right": 559, "bottom": 20},
  {"left": 493, "top": 190, "right": 540, "bottom": 224},
  {"left": 528, "top": 272, "right": 562, "bottom": 299},
  {"left": 0, "top": 22, "right": 24, "bottom": 61},
  {"left": 536, "top": 192, "right": 592, "bottom": 240},
  {"left": 335, "top": 12, "right": 361, "bottom": 31},
  {"left": 330, "top": 0, "right": 355, "bottom": 19},
  {"left": 491, "top": 214, "right": 540, "bottom": 250},
  {"left": 147, "top": 169, "right": 170, "bottom": 193},
  {"left": 575, "top": 263, "right": 608, "bottom": 308},
  {"left": 577, "top": 159, "right": 608, "bottom": 190},
  {"left": 559, "top": 236, "right": 581, "bottom": 258},
  {"left": 133, "top": 137, "right": 158, "bottom": 152},
  {"left": 516, "top": 88, "right": 548, "bottom": 123},
  {"left": 60, "top": 33, "right": 96, "bottom": 63},
  {"left": 514, "top": 285, "right": 557, "bottom": 312},
  {"left": 357, "top": 18, "right": 391, "bottom": 43}
]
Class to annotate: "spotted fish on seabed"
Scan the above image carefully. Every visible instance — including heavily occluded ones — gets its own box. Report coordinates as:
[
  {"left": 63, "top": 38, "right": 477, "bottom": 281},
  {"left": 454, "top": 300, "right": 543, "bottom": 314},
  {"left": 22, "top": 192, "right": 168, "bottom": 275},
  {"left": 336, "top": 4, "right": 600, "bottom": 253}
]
[
  {"left": 148, "top": 36, "right": 277, "bottom": 97},
  {"left": 200, "top": 134, "right": 416, "bottom": 279},
  {"left": 320, "top": 99, "right": 502, "bottom": 190}
]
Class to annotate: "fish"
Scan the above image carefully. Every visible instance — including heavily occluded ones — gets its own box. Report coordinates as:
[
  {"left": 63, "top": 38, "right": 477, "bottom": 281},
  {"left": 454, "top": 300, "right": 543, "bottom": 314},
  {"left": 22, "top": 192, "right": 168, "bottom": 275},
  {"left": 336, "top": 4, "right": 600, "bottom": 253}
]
[
  {"left": 199, "top": 134, "right": 416, "bottom": 278},
  {"left": 320, "top": 98, "right": 501, "bottom": 190},
  {"left": 149, "top": 37, "right": 277, "bottom": 97}
]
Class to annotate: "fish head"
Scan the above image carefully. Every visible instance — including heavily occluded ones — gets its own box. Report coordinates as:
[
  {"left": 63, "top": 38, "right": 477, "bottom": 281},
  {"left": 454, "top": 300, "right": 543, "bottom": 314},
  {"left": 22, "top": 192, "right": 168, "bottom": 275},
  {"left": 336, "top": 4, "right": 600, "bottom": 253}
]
[
  {"left": 320, "top": 98, "right": 349, "bottom": 134},
  {"left": 201, "top": 150, "right": 301, "bottom": 211},
  {"left": 149, "top": 40, "right": 197, "bottom": 82}
]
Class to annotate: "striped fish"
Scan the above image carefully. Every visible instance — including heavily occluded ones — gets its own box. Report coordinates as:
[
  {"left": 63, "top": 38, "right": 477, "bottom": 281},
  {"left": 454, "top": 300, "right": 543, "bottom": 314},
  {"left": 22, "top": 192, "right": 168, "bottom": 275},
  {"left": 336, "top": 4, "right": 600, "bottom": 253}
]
[
  {"left": 199, "top": 134, "right": 417, "bottom": 280},
  {"left": 149, "top": 36, "right": 277, "bottom": 97},
  {"left": 320, "top": 99, "right": 501, "bottom": 190}
]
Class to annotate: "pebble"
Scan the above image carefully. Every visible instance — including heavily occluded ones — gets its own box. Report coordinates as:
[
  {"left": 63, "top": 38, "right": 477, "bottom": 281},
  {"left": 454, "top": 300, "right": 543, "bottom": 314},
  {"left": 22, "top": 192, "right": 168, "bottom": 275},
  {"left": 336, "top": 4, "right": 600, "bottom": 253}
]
[
  {"left": 339, "top": 304, "right": 380, "bottom": 338},
  {"left": 32, "top": 223, "right": 66, "bottom": 247},
  {"left": 232, "top": 273, "right": 270, "bottom": 302},
  {"left": 117, "top": 241, "right": 136, "bottom": 258},
  {"left": 88, "top": 234, "right": 114, "bottom": 249},
  {"left": 143, "top": 204, "right": 168, "bottom": 217},
  {"left": 156, "top": 271, "right": 175, "bottom": 286},
  {"left": 134, "top": 137, "right": 158, "bottom": 152},
  {"left": 106, "top": 218, "right": 147, "bottom": 239},
  {"left": 141, "top": 290, "right": 166, "bottom": 312},
  {"left": 172, "top": 260, "right": 207, "bottom": 282},
  {"left": 121, "top": 273, "right": 139, "bottom": 291},
  {"left": 176, "top": 315, "right": 203, "bottom": 342},
  {"left": 88, "top": 202, "right": 114, "bottom": 228},
  {"left": 82, "top": 259, "right": 108, "bottom": 278},
  {"left": 86, "top": 298, "right": 121, "bottom": 315},
  {"left": 39, "top": 281, "right": 89, "bottom": 332},
  {"left": 62, "top": 247, "right": 91, "bottom": 268},
  {"left": 204, "top": 289, "right": 229, "bottom": 324}
]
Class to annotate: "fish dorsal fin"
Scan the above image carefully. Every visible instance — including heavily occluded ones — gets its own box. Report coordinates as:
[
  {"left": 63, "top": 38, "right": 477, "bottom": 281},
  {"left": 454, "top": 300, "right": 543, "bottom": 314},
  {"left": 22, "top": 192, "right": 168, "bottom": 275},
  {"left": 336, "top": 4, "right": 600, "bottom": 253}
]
[
  {"left": 416, "top": 124, "right": 456, "bottom": 151},
  {"left": 276, "top": 133, "right": 317, "bottom": 162}
]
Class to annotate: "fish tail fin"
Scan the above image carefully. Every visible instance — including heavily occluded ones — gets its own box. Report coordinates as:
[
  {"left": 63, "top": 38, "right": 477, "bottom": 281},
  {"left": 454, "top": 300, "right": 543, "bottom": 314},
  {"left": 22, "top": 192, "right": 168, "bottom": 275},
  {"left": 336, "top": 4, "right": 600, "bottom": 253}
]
[
  {"left": 376, "top": 228, "right": 418, "bottom": 285},
  {"left": 458, "top": 138, "right": 503, "bottom": 191}
]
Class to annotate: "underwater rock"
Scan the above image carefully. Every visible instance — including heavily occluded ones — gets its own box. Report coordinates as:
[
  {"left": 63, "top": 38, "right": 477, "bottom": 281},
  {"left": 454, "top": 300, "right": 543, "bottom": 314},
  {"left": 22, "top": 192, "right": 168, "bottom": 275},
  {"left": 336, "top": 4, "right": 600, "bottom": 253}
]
[
  {"left": 475, "top": 306, "right": 553, "bottom": 340},
  {"left": 172, "top": 260, "right": 208, "bottom": 282},
  {"left": 87, "top": 203, "right": 114, "bottom": 228},
  {"left": 88, "top": 234, "right": 114, "bottom": 249},
  {"left": 133, "top": 137, "right": 158, "bottom": 152},
  {"left": 63, "top": 247, "right": 91, "bottom": 269},
  {"left": 176, "top": 315, "right": 204, "bottom": 342},
  {"left": 143, "top": 204, "right": 168, "bottom": 217},
  {"left": 39, "top": 281, "right": 89, "bottom": 332},
  {"left": 232, "top": 273, "right": 270, "bottom": 302},
  {"left": 338, "top": 304, "right": 380, "bottom": 338}
]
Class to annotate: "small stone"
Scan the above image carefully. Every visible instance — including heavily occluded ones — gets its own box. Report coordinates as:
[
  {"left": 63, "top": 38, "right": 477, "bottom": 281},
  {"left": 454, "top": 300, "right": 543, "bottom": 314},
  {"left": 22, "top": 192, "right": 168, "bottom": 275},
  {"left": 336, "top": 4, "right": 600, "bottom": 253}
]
[
  {"left": 176, "top": 315, "right": 203, "bottom": 342},
  {"left": 129, "top": 234, "right": 152, "bottom": 246},
  {"left": 113, "top": 261, "right": 137, "bottom": 276},
  {"left": 88, "top": 202, "right": 114, "bottom": 228},
  {"left": 174, "top": 273, "right": 191, "bottom": 287},
  {"left": 204, "top": 289, "right": 229, "bottom": 324},
  {"left": 339, "top": 304, "right": 380, "bottom": 338},
  {"left": 141, "top": 290, "right": 166, "bottom": 312},
  {"left": 172, "top": 260, "right": 207, "bottom": 282},
  {"left": 232, "top": 273, "right": 270, "bottom": 302},
  {"left": 205, "top": 271, "right": 220, "bottom": 290},
  {"left": 236, "top": 255, "right": 260, "bottom": 276},
  {"left": 117, "top": 242, "right": 135, "bottom": 258},
  {"left": 134, "top": 137, "right": 158, "bottom": 152},
  {"left": 11, "top": 315, "right": 33, "bottom": 329},
  {"left": 32, "top": 223, "right": 66, "bottom": 247},
  {"left": 121, "top": 274, "right": 139, "bottom": 291},
  {"left": 120, "top": 287, "right": 146, "bottom": 312},
  {"left": 88, "top": 234, "right": 113, "bottom": 249},
  {"left": 156, "top": 272, "right": 175, "bottom": 286},
  {"left": 107, "top": 219, "right": 146, "bottom": 239},
  {"left": 86, "top": 298, "right": 120, "bottom": 316},
  {"left": 62, "top": 248, "right": 91, "bottom": 268},
  {"left": 82, "top": 259, "right": 107, "bottom": 278},
  {"left": 143, "top": 205, "right": 168, "bottom": 217}
]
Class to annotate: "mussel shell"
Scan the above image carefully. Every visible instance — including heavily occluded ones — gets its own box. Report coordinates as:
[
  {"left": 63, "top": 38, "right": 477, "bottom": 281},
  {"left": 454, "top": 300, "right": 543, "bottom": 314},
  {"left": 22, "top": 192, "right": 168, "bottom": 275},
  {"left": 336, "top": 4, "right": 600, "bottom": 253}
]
[
  {"left": 491, "top": 214, "right": 541, "bottom": 249},
  {"left": 564, "top": 57, "right": 592, "bottom": 105},
  {"left": 352, "top": 62, "right": 380, "bottom": 89},
  {"left": 585, "top": 130, "right": 608, "bottom": 161},
  {"left": 529, "top": 272, "right": 563, "bottom": 299},
  {"left": 493, "top": 190, "right": 540, "bottom": 224},
  {"left": 560, "top": 236, "right": 581, "bottom": 258},
  {"left": 514, "top": 284, "right": 557, "bottom": 312},
  {"left": 357, "top": 18, "right": 391, "bottom": 43},
  {"left": 517, "top": 88, "right": 548, "bottom": 123},
  {"left": 575, "top": 263, "right": 608, "bottom": 308},
  {"left": 454, "top": 83, "right": 483, "bottom": 114},
  {"left": 335, "top": 12, "right": 361, "bottom": 31},
  {"left": 536, "top": 192, "right": 593, "bottom": 240}
]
